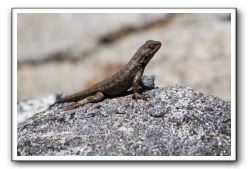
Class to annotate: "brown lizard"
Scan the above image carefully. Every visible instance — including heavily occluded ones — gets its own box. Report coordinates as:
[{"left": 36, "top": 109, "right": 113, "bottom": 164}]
[{"left": 54, "top": 40, "right": 162, "bottom": 110}]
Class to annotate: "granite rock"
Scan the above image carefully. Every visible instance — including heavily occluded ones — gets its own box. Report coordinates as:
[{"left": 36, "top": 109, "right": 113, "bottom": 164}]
[{"left": 17, "top": 85, "right": 231, "bottom": 156}]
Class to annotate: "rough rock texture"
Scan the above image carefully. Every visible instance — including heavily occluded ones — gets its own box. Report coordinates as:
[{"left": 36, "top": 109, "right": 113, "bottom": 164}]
[{"left": 17, "top": 85, "right": 231, "bottom": 156}]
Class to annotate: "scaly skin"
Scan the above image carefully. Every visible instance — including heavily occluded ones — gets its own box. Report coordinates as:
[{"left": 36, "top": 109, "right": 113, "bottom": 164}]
[{"left": 55, "top": 40, "right": 162, "bottom": 110}]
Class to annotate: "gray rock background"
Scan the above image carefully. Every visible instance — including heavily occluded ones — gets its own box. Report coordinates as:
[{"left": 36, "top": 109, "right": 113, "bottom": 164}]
[
  {"left": 17, "top": 85, "right": 231, "bottom": 156},
  {"left": 17, "top": 13, "right": 231, "bottom": 101}
]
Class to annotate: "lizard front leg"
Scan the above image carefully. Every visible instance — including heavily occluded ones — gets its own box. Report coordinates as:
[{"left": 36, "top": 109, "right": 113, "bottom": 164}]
[
  {"left": 132, "top": 68, "right": 148, "bottom": 101},
  {"left": 61, "top": 92, "right": 104, "bottom": 111}
]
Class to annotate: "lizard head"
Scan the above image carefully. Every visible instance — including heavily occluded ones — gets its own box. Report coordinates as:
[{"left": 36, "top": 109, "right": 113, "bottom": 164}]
[
  {"left": 144, "top": 40, "right": 162, "bottom": 56},
  {"left": 132, "top": 40, "right": 162, "bottom": 67}
]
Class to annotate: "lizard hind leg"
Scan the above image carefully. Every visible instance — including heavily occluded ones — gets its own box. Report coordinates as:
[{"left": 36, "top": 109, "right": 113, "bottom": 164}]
[{"left": 61, "top": 91, "right": 105, "bottom": 111}]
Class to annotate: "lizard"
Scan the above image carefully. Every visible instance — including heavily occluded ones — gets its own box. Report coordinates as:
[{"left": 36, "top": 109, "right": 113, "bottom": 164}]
[{"left": 53, "top": 40, "right": 162, "bottom": 111}]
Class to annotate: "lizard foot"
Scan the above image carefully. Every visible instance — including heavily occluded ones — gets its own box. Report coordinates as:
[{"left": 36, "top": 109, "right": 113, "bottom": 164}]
[{"left": 133, "top": 93, "right": 149, "bottom": 101}]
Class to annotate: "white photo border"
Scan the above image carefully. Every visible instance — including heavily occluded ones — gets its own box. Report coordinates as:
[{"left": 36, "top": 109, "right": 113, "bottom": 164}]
[{"left": 12, "top": 8, "right": 237, "bottom": 161}]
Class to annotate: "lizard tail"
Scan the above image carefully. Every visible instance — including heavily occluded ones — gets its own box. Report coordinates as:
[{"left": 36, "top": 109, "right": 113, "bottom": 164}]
[{"left": 55, "top": 88, "right": 96, "bottom": 103}]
